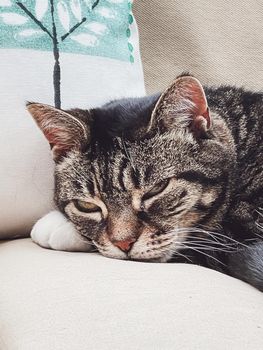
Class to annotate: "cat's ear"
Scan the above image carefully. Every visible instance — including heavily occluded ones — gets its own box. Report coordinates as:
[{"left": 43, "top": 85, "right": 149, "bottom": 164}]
[
  {"left": 26, "top": 103, "right": 90, "bottom": 160},
  {"left": 148, "top": 75, "right": 211, "bottom": 137}
]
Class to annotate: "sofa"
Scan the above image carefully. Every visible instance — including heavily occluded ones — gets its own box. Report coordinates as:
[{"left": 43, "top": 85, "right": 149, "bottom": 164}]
[{"left": 1, "top": 1, "right": 263, "bottom": 349}]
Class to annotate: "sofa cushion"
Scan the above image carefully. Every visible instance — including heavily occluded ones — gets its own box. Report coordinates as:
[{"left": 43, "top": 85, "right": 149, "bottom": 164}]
[
  {"left": 134, "top": 0, "right": 263, "bottom": 94},
  {"left": 0, "top": 239, "right": 262, "bottom": 350}
]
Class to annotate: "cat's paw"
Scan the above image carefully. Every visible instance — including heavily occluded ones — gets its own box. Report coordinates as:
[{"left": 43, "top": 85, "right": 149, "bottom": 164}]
[{"left": 31, "top": 210, "right": 94, "bottom": 252}]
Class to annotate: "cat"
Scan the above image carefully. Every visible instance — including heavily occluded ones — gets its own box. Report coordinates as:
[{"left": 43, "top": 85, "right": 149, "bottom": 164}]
[{"left": 27, "top": 74, "right": 263, "bottom": 292}]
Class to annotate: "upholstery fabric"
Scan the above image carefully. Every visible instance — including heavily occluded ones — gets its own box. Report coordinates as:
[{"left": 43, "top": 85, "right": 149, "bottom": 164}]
[
  {"left": 1, "top": 2, "right": 263, "bottom": 350},
  {"left": 0, "top": 239, "right": 263, "bottom": 350},
  {"left": 0, "top": 0, "right": 145, "bottom": 238},
  {"left": 134, "top": 0, "right": 263, "bottom": 94}
]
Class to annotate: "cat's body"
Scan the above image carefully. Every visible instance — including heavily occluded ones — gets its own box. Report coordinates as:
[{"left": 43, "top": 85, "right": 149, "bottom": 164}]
[
  {"left": 204, "top": 86, "right": 263, "bottom": 288},
  {"left": 28, "top": 75, "right": 263, "bottom": 291},
  {"left": 205, "top": 86, "right": 262, "bottom": 237}
]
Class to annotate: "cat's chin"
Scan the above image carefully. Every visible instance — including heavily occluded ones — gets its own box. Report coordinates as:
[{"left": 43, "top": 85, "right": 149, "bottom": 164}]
[
  {"left": 94, "top": 235, "right": 176, "bottom": 263},
  {"left": 99, "top": 249, "right": 174, "bottom": 263},
  {"left": 129, "top": 253, "right": 173, "bottom": 263},
  {"left": 99, "top": 252, "right": 169, "bottom": 263},
  {"left": 96, "top": 244, "right": 172, "bottom": 263},
  {"left": 100, "top": 252, "right": 129, "bottom": 261},
  {"left": 129, "top": 257, "right": 169, "bottom": 263}
]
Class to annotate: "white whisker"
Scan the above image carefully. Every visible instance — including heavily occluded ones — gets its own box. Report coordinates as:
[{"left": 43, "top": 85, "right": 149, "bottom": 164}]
[
  {"left": 185, "top": 240, "right": 237, "bottom": 253},
  {"left": 172, "top": 250, "right": 193, "bottom": 263},
  {"left": 169, "top": 227, "right": 249, "bottom": 249},
  {"left": 186, "top": 235, "right": 236, "bottom": 248},
  {"left": 178, "top": 242, "right": 226, "bottom": 267}
]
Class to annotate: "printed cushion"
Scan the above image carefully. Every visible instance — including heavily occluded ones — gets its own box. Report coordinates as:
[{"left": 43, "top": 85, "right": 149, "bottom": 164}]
[{"left": 0, "top": 0, "right": 145, "bottom": 238}]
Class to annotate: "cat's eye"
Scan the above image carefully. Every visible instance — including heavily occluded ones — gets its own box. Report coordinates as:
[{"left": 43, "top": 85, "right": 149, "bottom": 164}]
[
  {"left": 142, "top": 179, "right": 170, "bottom": 201},
  {"left": 75, "top": 200, "right": 101, "bottom": 213}
]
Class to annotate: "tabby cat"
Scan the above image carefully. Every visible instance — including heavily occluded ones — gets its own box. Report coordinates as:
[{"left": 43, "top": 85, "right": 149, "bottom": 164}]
[{"left": 27, "top": 74, "right": 263, "bottom": 291}]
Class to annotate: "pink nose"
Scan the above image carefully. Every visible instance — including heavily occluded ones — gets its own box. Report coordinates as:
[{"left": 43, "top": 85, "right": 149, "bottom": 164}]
[{"left": 113, "top": 238, "right": 136, "bottom": 253}]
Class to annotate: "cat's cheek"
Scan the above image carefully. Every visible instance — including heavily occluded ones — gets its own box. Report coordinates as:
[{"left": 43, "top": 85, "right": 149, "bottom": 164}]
[{"left": 177, "top": 212, "right": 201, "bottom": 228}]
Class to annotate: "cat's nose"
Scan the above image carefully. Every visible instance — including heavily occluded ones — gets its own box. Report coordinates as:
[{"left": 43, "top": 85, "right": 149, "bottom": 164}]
[{"left": 112, "top": 238, "right": 136, "bottom": 253}]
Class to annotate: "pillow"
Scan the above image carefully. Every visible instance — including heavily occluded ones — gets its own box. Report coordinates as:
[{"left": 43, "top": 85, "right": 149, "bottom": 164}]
[{"left": 0, "top": 0, "right": 145, "bottom": 238}]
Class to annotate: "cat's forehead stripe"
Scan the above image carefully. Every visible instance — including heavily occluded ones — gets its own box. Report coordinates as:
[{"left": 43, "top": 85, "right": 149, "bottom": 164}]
[
  {"left": 93, "top": 151, "right": 142, "bottom": 196},
  {"left": 117, "top": 157, "right": 129, "bottom": 192}
]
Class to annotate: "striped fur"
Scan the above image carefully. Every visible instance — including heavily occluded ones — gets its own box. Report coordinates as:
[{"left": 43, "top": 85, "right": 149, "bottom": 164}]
[{"left": 29, "top": 75, "right": 263, "bottom": 291}]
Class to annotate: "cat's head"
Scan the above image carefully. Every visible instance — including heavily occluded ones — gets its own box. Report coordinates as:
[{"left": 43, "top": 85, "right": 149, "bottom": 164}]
[{"left": 27, "top": 75, "right": 235, "bottom": 262}]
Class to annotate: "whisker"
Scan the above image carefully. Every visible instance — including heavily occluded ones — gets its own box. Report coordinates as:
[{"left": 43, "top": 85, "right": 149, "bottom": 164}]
[
  {"left": 171, "top": 249, "right": 193, "bottom": 263},
  {"left": 169, "top": 228, "right": 224, "bottom": 244},
  {"left": 256, "top": 221, "right": 263, "bottom": 231},
  {"left": 151, "top": 242, "right": 173, "bottom": 251},
  {"left": 185, "top": 235, "right": 237, "bottom": 248},
  {"left": 77, "top": 234, "right": 96, "bottom": 246},
  {"left": 171, "top": 227, "right": 249, "bottom": 249},
  {"left": 178, "top": 242, "right": 226, "bottom": 267},
  {"left": 205, "top": 231, "right": 249, "bottom": 248},
  {"left": 254, "top": 230, "right": 263, "bottom": 239},
  {"left": 187, "top": 241, "right": 237, "bottom": 253},
  {"left": 171, "top": 227, "right": 224, "bottom": 243}
]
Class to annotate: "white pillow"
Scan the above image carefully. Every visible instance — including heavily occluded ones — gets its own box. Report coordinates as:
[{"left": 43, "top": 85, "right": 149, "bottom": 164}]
[{"left": 0, "top": 0, "right": 145, "bottom": 238}]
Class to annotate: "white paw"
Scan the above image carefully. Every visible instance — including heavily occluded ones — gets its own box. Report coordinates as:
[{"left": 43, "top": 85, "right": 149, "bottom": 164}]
[{"left": 31, "top": 210, "right": 94, "bottom": 252}]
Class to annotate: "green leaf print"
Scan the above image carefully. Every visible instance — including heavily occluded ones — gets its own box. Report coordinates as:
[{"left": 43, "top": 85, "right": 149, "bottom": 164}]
[{"left": 0, "top": 0, "right": 134, "bottom": 108}]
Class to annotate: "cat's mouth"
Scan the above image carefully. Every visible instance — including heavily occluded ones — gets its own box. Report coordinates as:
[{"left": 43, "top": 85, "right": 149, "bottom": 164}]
[
  {"left": 92, "top": 229, "right": 188, "bottom": 263},
  {"left": 92, "top": 227, "right": 236, "bottom": 264}
]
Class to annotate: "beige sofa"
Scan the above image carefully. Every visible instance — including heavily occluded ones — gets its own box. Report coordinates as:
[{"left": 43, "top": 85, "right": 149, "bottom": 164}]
[
  {"left": 1, "top": 1, "right": 263, "bottom": 349},
  {"left": 1, "top": 239, "right": 263, "bottom": 350}
]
